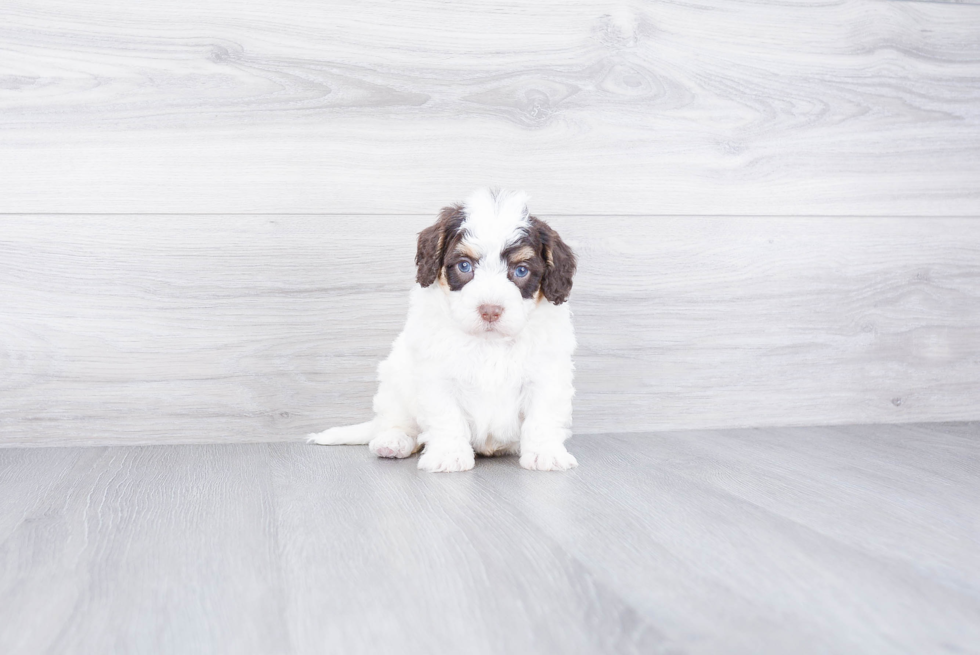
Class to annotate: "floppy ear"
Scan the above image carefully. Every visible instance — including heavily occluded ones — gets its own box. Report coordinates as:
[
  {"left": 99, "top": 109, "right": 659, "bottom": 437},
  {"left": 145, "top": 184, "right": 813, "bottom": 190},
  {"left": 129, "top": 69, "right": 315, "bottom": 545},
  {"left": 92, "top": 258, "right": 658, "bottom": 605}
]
[
  {"left": 530, "top": 217, "right": 576, "bottom": 304},
  {"left": 416, "top": 205, "right": 465, "bottom": 287}
]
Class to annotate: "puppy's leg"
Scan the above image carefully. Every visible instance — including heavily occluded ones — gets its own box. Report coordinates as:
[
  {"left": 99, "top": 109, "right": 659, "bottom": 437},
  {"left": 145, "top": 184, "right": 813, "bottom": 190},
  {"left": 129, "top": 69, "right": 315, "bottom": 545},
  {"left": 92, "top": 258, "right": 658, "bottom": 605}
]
[
  {"left": 365, "top": 343, "right": 422, "bottom": 459},
  {"left": 418, "top": 436, "right": 475, "bottom": 472},
  {"left": 415, "top": 386, "right": 475, "bottom": 472},
  {"left": 519, "top": 370, "right": 577, "bottom": 472},
  {"left": 520, "top": 436, "right": 577, "bottom": 471}
]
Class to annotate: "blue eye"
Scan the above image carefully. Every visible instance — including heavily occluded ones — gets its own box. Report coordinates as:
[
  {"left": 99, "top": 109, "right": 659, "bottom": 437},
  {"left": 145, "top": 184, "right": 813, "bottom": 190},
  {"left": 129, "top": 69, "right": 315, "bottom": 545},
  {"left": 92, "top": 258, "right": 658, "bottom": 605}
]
[
  {"left": 456, "top": 261, "right": 472, "bottom": 274},
  {"left": 515, "top": 265, "right": 529, "bottom": 278}
]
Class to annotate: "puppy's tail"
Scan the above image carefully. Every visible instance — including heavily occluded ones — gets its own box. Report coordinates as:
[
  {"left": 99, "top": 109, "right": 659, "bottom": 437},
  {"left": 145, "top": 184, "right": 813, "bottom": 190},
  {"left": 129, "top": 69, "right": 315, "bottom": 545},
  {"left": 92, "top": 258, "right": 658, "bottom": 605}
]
[{"left": 307, "top": 420, "right": 375, "bottom": 445}]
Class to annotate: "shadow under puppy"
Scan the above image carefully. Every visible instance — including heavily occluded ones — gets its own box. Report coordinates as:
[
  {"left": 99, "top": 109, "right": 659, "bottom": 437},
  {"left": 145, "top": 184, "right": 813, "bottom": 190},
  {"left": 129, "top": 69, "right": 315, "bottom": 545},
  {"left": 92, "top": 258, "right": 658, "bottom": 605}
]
[{"left": 308, "top": 188, "right": 577, "bottom": 472}]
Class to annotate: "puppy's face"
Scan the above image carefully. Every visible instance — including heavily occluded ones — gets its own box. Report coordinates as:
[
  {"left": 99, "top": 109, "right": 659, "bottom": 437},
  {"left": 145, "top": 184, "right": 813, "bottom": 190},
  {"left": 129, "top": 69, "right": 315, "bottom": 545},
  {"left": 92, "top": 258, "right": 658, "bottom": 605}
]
[{"left": 415, "top": 189, "right": 576, "bottom": 338}]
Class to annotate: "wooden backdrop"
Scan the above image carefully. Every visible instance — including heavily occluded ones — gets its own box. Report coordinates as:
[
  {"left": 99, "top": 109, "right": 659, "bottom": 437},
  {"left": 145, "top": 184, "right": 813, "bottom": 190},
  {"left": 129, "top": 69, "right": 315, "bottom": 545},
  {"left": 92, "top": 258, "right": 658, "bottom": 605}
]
[{"left": 1, "top": 0, "right": 978, "bottom": 444}]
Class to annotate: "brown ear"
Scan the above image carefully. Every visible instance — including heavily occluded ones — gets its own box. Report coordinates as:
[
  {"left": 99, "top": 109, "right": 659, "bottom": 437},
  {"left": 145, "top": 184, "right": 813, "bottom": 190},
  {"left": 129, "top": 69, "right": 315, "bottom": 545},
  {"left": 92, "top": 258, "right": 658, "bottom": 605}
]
[
  {"left": 530, "top": 217, "right": 576, "bottom": 304},
  {"left": 416, "top": 205, "right": 466, "bottom": 287}
]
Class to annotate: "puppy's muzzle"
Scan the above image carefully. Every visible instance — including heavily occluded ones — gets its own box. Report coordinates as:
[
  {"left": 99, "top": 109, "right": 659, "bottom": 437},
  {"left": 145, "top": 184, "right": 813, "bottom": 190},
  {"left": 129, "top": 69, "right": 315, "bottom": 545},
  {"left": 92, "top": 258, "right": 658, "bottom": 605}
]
[{"left": 479, "top": 304, "right": 504, "bottom": 324}]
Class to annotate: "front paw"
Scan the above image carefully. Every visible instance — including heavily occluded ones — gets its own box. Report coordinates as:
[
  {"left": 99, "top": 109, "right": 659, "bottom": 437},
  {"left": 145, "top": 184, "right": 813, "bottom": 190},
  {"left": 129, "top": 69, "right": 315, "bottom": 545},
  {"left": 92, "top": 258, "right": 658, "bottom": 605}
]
[
  {"left": 418, "top": 443, "right": 475, "bottom": 472},
  {"left": 520, "top": 445, "right": 578, "bottom": 471},
  {"left": 369, "top": 430, "right": 417, "bottom": 459}
]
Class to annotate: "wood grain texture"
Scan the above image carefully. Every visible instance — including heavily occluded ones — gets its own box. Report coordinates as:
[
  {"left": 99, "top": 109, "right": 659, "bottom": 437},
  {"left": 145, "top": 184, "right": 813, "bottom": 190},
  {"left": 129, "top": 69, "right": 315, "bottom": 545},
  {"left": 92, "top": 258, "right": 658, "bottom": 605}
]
[
  {"left": 0, "top": 215, "right": 977, "bottom": 445},
  {"left": 1, "top": 0, "right": 979, "bottom": 214},
  {"left": 1, "top": 424, "right": 978, "bottom": 654}
]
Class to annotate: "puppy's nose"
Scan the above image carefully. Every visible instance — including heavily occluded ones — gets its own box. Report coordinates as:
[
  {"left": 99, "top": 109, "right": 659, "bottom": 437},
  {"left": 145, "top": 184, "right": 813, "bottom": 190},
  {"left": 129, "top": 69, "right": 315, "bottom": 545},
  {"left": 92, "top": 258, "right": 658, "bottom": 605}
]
[{"left": 479, "top": 304, "right": 504, "bottom": 323}]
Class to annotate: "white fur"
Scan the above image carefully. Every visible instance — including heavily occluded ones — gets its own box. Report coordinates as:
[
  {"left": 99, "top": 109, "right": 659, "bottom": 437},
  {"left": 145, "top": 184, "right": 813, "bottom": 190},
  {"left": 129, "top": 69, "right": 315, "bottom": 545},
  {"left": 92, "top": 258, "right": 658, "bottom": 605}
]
[{"left": 308, "top": 188, "right": 577, "bottom": 472}]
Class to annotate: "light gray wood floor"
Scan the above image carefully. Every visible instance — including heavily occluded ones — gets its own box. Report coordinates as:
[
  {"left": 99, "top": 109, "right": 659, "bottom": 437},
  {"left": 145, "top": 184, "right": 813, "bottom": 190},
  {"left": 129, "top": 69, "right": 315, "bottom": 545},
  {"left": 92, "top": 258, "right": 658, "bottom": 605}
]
[{"left": 2, "top": 422, "right": 977, "bottom": 654}]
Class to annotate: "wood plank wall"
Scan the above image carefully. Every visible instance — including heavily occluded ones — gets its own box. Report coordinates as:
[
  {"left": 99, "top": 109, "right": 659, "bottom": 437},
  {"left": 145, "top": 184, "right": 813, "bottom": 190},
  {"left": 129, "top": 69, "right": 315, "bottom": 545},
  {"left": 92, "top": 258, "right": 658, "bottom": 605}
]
[
  {"left": 1, "top": 216, "right": 977, "bottom": 445},
  {"left": 3, "top": 0, "right": 980, "bottom": 215},
  {"left": 1, "top": 1, "right": 978, "bottom": 444}
]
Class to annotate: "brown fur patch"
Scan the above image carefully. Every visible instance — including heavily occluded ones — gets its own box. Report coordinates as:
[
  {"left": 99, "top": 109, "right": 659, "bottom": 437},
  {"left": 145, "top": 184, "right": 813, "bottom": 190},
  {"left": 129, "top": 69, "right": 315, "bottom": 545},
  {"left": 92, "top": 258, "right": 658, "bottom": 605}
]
[
  {"left": 527, "top": 216, "right": 576, "bottom": 304},
  {"left": 416, "top": 205, "right": 466, "bottom": 287},
  {"left": 501, "top": 238, "right": 546, "bottom": 300}
]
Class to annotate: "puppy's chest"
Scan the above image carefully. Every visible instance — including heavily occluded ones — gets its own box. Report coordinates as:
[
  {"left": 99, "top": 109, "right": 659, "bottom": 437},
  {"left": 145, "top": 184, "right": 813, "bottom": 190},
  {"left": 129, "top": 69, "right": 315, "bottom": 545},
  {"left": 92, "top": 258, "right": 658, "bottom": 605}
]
[
  {"left": 451, "top": 344, "right": 528, "bottom": 424},
  {"left": 452, "top": 343, "right": 526, "bottom": 391}
]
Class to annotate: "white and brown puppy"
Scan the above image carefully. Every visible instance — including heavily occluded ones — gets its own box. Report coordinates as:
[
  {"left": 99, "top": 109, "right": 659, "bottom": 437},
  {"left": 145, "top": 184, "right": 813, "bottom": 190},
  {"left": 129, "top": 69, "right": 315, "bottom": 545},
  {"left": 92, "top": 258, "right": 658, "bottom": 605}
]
[{"left": 308, "top": 188, "right": 577, "bottom": 472}]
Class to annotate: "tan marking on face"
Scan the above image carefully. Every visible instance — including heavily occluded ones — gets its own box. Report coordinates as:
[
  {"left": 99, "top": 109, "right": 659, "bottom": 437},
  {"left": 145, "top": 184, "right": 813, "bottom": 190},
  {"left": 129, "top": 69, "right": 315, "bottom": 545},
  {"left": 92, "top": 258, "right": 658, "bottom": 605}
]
[
  {"left": 454, "top": 242, "right": 480, "bottom": 261},
  {"left": 507, "top": 245, "right": 536, "bottom": 264}
]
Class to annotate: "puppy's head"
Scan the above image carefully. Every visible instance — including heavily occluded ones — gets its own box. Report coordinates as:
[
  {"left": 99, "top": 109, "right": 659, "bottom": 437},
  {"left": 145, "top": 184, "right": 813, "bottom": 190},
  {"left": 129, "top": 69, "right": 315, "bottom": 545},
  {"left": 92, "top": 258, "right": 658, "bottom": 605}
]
[{"left": 416, "top": 188, "right": 575, "bottom": 337}]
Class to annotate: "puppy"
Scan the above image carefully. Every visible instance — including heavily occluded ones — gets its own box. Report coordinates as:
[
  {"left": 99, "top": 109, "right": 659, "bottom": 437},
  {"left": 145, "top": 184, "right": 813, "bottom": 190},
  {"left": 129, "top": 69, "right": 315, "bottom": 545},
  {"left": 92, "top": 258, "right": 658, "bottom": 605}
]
[{"left": 308, "top": 188, "right": 577, "bottom": 472}]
